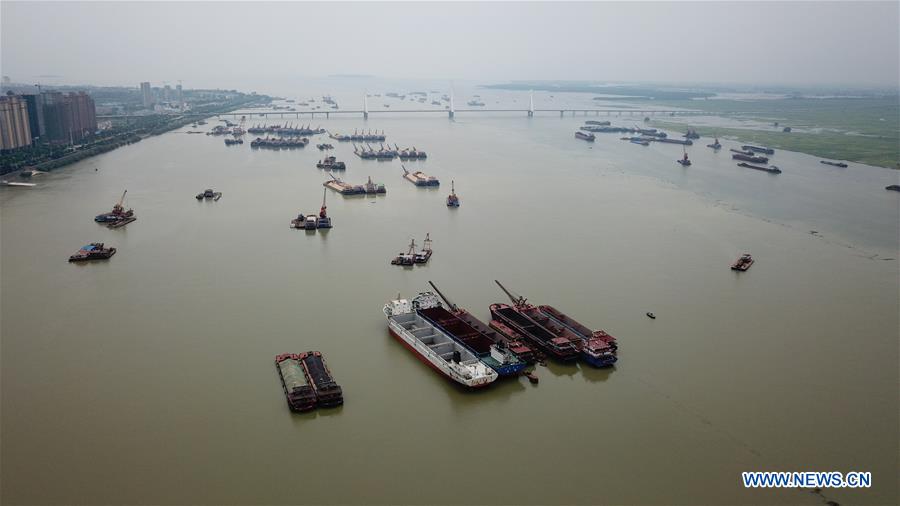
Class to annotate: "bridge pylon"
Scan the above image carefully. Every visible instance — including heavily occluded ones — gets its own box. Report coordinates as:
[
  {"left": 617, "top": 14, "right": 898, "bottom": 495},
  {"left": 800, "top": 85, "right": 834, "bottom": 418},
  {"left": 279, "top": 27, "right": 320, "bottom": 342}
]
[
  {"left": 363, "top": 93, "right": 369, "bottom": 120},
  {"left": 528, "top": 90, "right": 534, "bottom": 117},
  {"left": 449, "top": 88, "right": 455, "bottom": 119}
]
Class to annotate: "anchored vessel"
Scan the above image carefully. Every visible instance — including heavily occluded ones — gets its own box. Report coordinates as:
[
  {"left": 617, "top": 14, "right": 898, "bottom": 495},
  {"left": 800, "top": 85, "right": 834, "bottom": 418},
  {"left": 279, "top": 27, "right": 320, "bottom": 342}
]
[
  {"left": 731, "top": 253, "right": 754, "bottom": 271},
  {"left": 741, "top": 145, "right": 775, "bottom": 155},
  {"left": 383, "top": 294, "right": 498, "bottom": 388},
  {"left": 317, "top": 143, "right": 334, "bottom": 150},
  {"left": 69, "top": 243, "right": 116, "bottom": 262},
  {"left": 224, "top": 137, "right": 243, "bottom": 146},
  {"left": 707, "top": 137, "right": 722, "bottom": 150},
  {"left": 291, "top": 189, "right": 333, "bottom": 230},
  {"left": 677, "top": 149, "right": 692, "bottom": 166},
  {"left": 196, "top": 189, "right": 223, "bottom": 201},
  {"left": 275, "top": 353, "right": 317, "bottom": 412},
  {"left": 329, "top": 129, "right": 386, "bottom": 142},
  {"left": 415, "top": 292, "right": 527, "bottom": 377},
  {"left": 395, "top": 144, "right": 428, "bottom": 160},
  {"left": 737, "top": 162, "right": 782, "bottom": 174},
  {"left": 402, "top": 165, "right": 440, "bottom": 186},
  {"left": 446, "top": 180, "right": 460, "bottom": 207},
  {"left": 428, "top": 281, "right": 535, "bottom": 366},
  {"left": 820, "top": 160, "right": 848, "bottom": 168},
  {"left": 299, "top": 351, "right": 343, "bottom": 407},
  {"left": 94, "top": 190, "right": 136, "bottom": 228},
  {"left": 317, "top": 156, "right": 346, "bottom": 170},
  {"left": 492, "top": 281, "right": 617, "bottom": 366},
  {"left": 732, "top": 153, "right": 769, "bottom": 163},
  {"left": 575, "top": 131, "right": 596, "bottom": 142}
]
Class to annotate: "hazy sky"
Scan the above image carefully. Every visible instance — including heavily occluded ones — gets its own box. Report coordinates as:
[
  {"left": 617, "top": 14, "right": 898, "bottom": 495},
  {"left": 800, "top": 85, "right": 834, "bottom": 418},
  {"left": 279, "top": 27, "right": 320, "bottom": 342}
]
[{"left": 2, "top": 1, "right": 898, "bottom": 89}]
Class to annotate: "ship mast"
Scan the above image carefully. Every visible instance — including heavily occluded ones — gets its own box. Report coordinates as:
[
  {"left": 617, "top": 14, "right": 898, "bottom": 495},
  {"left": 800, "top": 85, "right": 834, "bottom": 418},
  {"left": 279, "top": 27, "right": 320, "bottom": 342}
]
[{"left": 495, "top": 280, "right": 527, "bottom": 307}]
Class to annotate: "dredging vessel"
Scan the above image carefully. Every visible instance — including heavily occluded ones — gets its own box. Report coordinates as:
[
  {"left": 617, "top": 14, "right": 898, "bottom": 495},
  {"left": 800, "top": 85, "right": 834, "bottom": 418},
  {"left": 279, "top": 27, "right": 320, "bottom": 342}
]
[
  {"left": 383, "top": 294, "right": 499, "bottom": 388},
  {"left": 275, "top": 353, "right": 317, "bottom": 412},
  {"left": 492, "top": 281, "right": 616, "bottom": 366},
  {"left": 415, "top": 234, "right": 433, "bottom": 263},
  {"left": 291, "top": 189, "right": 333, "bottom": 230},
  {"left": 402, "top": 165, "right": 440, "bottom": 186},
  {"left": 68, "top": 243, "right": 116, "bottom": 262},
  {"left": 446, "top": 180, "right": 460, "bottom": 207},
  {"left": 428, "top": 281, "right": 535, "bottom": 365},
  {"left": 94, "top": 190, "right": 136, "bottom": 228},
  {"left": 299, "top": 351, "right": 343, "bottom": 407}
]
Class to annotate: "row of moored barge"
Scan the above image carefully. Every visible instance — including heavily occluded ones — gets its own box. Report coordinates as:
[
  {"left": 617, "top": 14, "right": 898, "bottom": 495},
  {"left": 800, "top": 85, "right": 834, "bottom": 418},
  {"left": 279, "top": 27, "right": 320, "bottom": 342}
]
[
  {"left": 330, "top": 130, "right": 386, "bottom": 142},
  {"left": 251, "top": 136, "right": 309, "bottom": 149},
  {"left": 248, "top": 124, "right": 324, "bottom": 136},
  {"left": 275, "top": 351, "right": 343, "bottom": 412},
  {"left": 353, "top": 143, "right": 427, "bottom": 160}
]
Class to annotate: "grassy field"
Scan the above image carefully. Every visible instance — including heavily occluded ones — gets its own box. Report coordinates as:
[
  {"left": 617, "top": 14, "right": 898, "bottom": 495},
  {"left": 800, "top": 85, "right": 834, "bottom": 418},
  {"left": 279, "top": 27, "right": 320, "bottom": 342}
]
[{"left": 647, "top": 97, "right": 899, "bottom": 168}]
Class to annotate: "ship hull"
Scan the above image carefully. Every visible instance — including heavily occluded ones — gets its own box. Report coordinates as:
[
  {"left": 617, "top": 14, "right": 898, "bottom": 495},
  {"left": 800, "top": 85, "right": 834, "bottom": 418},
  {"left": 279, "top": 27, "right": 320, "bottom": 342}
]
[
  {"left": 581, "top": 351, "right": 618, "bottom": 368},
  {"left": 387, "top": 327, "right": 492, "bottom": 388}
]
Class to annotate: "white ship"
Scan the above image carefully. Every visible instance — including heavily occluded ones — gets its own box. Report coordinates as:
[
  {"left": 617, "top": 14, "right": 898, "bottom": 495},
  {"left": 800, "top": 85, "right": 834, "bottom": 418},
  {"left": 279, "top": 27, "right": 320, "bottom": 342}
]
[{"left": 383, "top": 293, "right": 498, "bottom": 388}]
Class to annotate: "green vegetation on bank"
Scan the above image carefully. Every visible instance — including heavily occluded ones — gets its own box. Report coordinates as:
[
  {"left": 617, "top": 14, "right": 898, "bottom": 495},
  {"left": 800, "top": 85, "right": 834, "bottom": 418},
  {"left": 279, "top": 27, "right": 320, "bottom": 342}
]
[{"left": 649, "top": 97, "right": 899, "bottom": 169}]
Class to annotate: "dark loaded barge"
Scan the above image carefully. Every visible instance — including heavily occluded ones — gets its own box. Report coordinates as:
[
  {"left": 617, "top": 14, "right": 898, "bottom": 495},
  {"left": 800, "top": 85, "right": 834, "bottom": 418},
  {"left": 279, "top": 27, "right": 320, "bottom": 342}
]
[
  {"left": 275, "top": 353, "right": 317, "bottom": 412},
  {"left": 299, "top": 351, "right": 344, "bottom": 407},
  {"left": 737, "top": 162, "right": 782, "bottom": 174},
  {"left": 492, "top": 281, "right": 617, "bottom": 367},
  {"left": 732, "top": 153, "right": 769, "bottom": 163}
]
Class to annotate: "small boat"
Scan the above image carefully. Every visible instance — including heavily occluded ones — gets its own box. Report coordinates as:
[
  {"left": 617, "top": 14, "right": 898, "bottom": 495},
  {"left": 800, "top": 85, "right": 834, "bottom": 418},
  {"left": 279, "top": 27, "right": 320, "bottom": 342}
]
[
  {"left": 524, "top": 371, "right": 539, "bottom": 383},
  {"left": 886, "top": 185, "right": 900, "bottom": 192},
  {"left": 68, "top": 243, "right": 116, "bottom": 262},
  {"left": 316, "top": 143, "right": 334, "bottom": 150},
  {"left": 707, "top": 137, "right": 722, "bottom": 150},
  {"left": 677, "top": 149, "right": 691, "bottom": 166},
  {"left": 646, "top": 312, "right": 656, "bottom": 319},
  {"left": 196, "top": 189, "right": 223, "bottom": 200},
  {"left": 575, "top": 131, "right": 595, "bottom": 142},
  {"left": 731, "top": 253, "right": 754, "bottom": 271},
  {"left": 820, "top": 160, "right": 848, "bottom": 168},
  {"left": 446, "top": 180, "right": 460, "bottom": 207}
]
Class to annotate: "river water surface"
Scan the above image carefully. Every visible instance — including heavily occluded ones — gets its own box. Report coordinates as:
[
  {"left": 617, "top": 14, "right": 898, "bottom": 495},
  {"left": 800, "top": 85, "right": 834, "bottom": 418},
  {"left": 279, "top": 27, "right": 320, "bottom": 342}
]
[{"left": 2, "top": 82, "right": 898, "bottom": 505}]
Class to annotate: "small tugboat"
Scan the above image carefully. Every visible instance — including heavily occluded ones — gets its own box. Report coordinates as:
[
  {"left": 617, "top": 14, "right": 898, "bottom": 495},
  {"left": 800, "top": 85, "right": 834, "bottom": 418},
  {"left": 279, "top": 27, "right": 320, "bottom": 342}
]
[
  {"left": 414, "top": 234, "right": 433, "bottom": 263},
  {"left": 299, "top": 351, "right": 343, "bottom": 407},
  {"left": 402, "top": 165, "right": 439, "bottom": 186},
  {"left": 391, "top": 239, "right": 417, "bottom": 266},
  {"left": 731, "top": 253, "right": 754, "bottom": 271},
  {"left": 275, "top": 353, "right": 317, "bottom": 412},
  {"left": 707, "top": 136, "right": 722, "bottom": 150},
  {"left": 94, "top": 190, "right": 136, "bottom": 228},
  {"left": 820, "top": 160, "right": 848, "bottom": 168},
  {"left": 68, "top": 243, "right": 116, "bottom": 262},
  {"left": 677, "top": 148, "right": 692, "bottom": 166},
  {"left": 737, "top": 162, "right": 782, "bottom": 174},
  {"left": 195, "top": 189, "right": 223, "bottom": 201},
  {"left": 575, "top": 131, "right": 596, "bottom": 142},
  {"left": 446, "top": 180, "right": 460, "bottom": 207},
  {"left": 316, "top": 156, "right": 346, "bottom": 170},
  {"left": 383, "top": 294, "right": 499, "bottom": 388}
]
